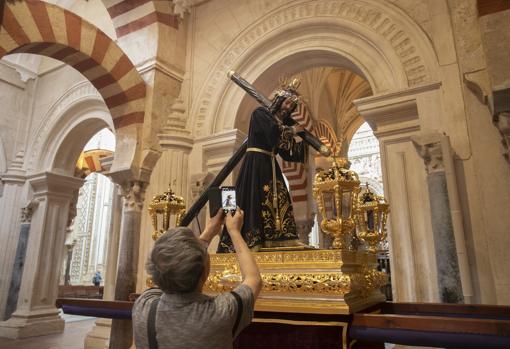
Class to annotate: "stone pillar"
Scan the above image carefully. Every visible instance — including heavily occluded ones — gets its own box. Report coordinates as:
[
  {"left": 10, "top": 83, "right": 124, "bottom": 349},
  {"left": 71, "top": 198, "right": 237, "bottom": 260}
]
[
  {"left": 0, "top": 172, "right": 83, "bottom": 339},
  {"left": 3, "top": 201, "right": 37, "bottom": 320},
  {"left": 0, "top": 153, "right": 26, "bottom": 320},
  {"left": 85, "top": 184, "right": 122, "bottom": 349},
  {"left": 412, "top": 132, "right": 473, "bottom": 303},
  {"left": 354, "top": 84, "right": 441, "bottom": 302},
  {"left": 109, "top": 180, "right": 146, "bottom": 349}
]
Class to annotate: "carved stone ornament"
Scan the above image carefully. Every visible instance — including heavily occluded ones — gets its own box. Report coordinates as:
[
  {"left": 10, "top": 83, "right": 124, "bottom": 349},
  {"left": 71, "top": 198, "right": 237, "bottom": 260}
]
[
  {"left": 121, "top": 181, "right": 146, "bottom": 212},
  {"left": 20, "top": 200, "right": 39, "bottom": 223},
  {"left": 172, "top": 0, "right": 210, "bottom": 18},
  {"left": 411, "top": 134, "right": 446, "bottom": 174}
]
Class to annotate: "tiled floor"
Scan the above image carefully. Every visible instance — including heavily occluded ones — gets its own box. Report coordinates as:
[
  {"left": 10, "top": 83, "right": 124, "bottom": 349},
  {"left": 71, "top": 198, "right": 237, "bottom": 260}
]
[{"left": 0, "top": 318, "right": 95, "bottom": 349}]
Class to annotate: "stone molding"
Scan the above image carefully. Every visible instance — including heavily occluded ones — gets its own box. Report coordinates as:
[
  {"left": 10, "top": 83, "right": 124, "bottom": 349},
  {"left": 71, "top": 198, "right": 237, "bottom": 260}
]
[
  {"left": 28, "top": 172, "right": 84, "bottom": 199},
  {"left": 0, "top": 137, "right": 6, "bottom": 175},
  {"left": 158, "top": 97, "right": 194, "bottom": 152},
  {"left": 192, "top": 0, "right": 439, "bottom": 136},
  {"left": 2, "top": 151, "right": 26, "bottom": 185},
  {"left": 354, "top": 82, "right": 441, "bottom": 138},
  {"left": 197, "top": 129, "right": 247, "bottom": 173},
  {"left": 136, "top": 58, "right": 185, "bottom": 83}
]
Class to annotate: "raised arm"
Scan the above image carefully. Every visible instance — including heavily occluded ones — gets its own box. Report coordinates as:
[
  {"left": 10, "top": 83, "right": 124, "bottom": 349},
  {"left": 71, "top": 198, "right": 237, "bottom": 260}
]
[
  {"left": 198, "top": 209, "right": 224, "bottom": 246},
  {"left": 225, "top": 209, "right": 263, "bottom": 298}
]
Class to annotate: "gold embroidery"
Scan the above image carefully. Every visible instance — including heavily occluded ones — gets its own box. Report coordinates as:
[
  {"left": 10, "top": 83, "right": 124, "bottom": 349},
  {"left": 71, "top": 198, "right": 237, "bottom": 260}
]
[
  {"left": 277, "top": 125, "right": 294, "bottom": 151},
  {"left": 263, "top": 184, "right": 270, "bottom": 192},
  {"left": 262, "top": 180, "right": 298, "bottom": 242}
]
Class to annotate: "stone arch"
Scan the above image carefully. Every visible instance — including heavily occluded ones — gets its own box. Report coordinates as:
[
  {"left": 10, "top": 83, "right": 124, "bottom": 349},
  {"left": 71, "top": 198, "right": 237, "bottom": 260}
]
[
  {"left": 192, "top": 0, "right": 440, "bottom": 136},
  {"left": 25, "top": 81, "right": 111, "bottom": 172},
  {"left": 34, "top": 98, "right": 113, "bottom": 175},
  {"left": 0, "top": 0, "right": 146, "bottom": 129},
  {"left": 101, "top": 0, "right": 178, "bottom": 38}
]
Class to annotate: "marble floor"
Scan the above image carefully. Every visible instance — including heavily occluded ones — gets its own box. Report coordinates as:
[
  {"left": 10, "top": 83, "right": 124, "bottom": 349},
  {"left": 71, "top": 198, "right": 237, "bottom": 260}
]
[{"left": 0, "top": 317, "right": 95, "bottom": 349}]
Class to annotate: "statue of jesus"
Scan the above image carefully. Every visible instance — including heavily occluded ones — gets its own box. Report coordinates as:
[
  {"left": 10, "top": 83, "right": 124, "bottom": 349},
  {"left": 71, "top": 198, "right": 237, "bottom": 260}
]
[{"left": 217, "top": 80, "right": 308, "bottom": 252}]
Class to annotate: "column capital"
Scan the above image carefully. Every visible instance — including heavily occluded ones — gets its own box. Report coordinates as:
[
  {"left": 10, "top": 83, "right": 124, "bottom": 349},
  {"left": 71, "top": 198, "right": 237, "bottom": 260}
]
[
  {"left": 411, "top": 132, "right": 448, "bottom": 174},
  {"left": 354, "top": 82, "right": 441, "bottom": 138},
  {"left": 28, "top": 172, "right": 83, "bottom": 198},
  {"left": 119, "top": 180, "right": 147, "bottom": 213}
]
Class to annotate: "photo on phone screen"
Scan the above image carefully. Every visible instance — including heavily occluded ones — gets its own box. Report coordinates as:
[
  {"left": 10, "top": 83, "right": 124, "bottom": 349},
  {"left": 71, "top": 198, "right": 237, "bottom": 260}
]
[{"left": 221, "top": 187, "right": 236, "bottom": 211}]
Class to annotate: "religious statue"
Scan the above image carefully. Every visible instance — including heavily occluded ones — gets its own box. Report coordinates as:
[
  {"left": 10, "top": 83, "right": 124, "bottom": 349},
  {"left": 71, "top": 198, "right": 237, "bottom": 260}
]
[{"left": 217, "top": 79, "right": 308, "bottom": 252}]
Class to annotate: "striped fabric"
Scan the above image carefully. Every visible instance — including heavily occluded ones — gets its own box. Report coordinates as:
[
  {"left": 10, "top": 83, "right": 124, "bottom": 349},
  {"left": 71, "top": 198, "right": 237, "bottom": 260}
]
[
  {"left": 0, "top": 0, "right": 146, "bottom": 128},
  {"left": 103, "top": 0, "right": 179, "bottom": 38},
  {"left": 281, "top": 102, "right": 315, "bottom": 203}
]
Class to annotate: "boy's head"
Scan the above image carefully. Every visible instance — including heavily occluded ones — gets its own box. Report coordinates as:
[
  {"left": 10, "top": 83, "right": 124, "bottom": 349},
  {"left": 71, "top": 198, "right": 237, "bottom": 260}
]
[{"left": 147, "top": 227, "right": 209, "bottom": 294}]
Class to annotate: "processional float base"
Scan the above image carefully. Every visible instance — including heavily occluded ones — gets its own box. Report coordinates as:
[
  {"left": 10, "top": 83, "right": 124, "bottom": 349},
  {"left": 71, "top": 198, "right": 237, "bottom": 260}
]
[{"left": 204, "top": 249, "right": 387, "bottom": 315}]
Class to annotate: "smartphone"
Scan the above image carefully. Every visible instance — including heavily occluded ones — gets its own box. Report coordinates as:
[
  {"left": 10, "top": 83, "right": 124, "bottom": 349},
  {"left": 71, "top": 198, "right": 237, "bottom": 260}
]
[
  {"left": 208, "top": 186, "right": 237, "bottom": 217},
  {"left": 221, "top": 186, "right": 236, "bottom": 213}
]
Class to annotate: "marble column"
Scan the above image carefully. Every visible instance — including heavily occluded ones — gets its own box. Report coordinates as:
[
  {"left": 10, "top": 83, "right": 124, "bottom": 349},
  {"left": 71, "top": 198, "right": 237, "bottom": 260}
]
[
  {"left": 3, "top": 202, "right": 37, "bottom": 320},
  {"left": 0, "top": 172, "right": 83, "bottom": 339},
  {"left": 85, "top": 184, "right": 122, "bottom": 349},
  {"left": 412, "top": 133, "right": 471, "bottom": 303},
  {"left": 109, "top": 180, "right": 146, "bottom": 349},
  {"left": 0, "top": 153, "right": 26, "bottom": 320}
]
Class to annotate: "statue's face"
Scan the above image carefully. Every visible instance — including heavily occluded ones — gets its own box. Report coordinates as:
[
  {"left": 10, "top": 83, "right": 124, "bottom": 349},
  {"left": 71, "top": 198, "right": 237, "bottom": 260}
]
[{"left": 281, "top": 97, "right": 295, "bottom": 112}]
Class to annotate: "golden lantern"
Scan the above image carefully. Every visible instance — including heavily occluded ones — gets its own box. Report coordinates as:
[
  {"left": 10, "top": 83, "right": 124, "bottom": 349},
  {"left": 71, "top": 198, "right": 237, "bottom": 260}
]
[
  {"left": 355, "top": 184, "right": 389, "bottom": 253},
  {"left": 313, "top": 154, "right": 360, "bottom": 249},
  {"left": 148, "top": 186, "right": 186, "bottom": 241}
]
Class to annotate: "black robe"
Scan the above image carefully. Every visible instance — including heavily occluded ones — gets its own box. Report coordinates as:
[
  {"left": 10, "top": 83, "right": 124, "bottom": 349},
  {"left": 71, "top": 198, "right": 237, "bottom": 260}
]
[{"left": 217, "top": 107, "right": 307, "bottom": 252}]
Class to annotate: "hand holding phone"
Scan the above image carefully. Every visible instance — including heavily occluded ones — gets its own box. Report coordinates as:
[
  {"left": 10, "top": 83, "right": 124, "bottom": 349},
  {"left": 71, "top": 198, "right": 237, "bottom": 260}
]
[{"left": 221, "top": 186, "right": 237, "bottom": 214}]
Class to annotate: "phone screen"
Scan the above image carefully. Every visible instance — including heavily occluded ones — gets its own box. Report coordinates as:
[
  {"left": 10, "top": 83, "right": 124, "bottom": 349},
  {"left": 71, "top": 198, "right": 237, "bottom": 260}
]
[{"left": 221, "top": 187, "right": 236, "bottom": 211}]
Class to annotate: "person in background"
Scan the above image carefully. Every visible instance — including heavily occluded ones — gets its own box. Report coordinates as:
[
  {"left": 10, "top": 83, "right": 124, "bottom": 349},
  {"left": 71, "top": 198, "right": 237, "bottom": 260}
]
[
  {"left": 132, "top": 208, "right": 263, "bottom": 349},
  {"left": 92, "top": 271, "right": 102, "bottom": 287}
]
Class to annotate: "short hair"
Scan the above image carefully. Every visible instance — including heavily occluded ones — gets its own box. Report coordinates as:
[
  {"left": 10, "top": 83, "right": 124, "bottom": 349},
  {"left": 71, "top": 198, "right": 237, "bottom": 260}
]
[{"left": 147, "top": 227, "right": 207, "bottom": 294}]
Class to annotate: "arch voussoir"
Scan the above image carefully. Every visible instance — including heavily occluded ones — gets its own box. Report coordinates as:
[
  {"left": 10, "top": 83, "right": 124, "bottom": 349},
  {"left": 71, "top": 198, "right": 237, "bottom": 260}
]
[{"left": 0, "top": 0, "right": 147, "bottom": 130}]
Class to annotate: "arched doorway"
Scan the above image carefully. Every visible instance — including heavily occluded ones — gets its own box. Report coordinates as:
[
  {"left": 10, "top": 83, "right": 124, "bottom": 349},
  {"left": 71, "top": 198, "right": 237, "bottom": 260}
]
[{"left": 195, "top": 0, "right": 443, "bottom": 304}]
